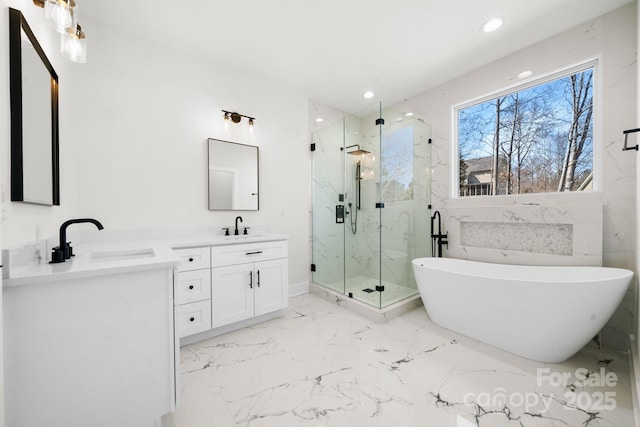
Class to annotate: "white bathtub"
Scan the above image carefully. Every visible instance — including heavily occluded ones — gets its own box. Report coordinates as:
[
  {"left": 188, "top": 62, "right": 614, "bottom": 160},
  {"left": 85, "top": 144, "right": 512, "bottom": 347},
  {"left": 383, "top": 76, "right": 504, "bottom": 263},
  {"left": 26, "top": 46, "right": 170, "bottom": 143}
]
[{"left": 412, "top": 257, "right": 633, "bottom": 363}]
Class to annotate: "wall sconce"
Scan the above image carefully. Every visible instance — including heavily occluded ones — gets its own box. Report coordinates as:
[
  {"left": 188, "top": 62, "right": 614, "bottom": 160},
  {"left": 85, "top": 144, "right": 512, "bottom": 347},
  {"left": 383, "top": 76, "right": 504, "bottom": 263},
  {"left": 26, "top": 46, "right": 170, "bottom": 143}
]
[
  {"left": 61, "top": 23, "right": 86, "bottom": 63},
  {"left": 42, "top": 0, "right": 77, "bottom": 33},
  {"left": 33, "top": 0, "right": 87, "bottom": 63},
  {"left": 222, "top": 110, "right": 255, "bottom": 126}
]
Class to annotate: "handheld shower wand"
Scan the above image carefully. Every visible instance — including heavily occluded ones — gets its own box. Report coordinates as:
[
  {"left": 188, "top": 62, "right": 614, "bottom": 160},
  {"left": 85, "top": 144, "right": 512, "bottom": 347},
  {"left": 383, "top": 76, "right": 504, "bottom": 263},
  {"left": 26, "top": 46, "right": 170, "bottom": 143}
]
[{"left": 349, "top": 161, "right": 362, "bottom": 235}]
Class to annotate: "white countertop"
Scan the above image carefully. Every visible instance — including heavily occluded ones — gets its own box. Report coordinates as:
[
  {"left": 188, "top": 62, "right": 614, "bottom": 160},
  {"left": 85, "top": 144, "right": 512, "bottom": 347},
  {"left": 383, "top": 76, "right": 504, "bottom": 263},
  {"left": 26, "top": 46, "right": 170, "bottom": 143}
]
[{"left": 3, "top": 230, "right": 288, "bottom": 288}]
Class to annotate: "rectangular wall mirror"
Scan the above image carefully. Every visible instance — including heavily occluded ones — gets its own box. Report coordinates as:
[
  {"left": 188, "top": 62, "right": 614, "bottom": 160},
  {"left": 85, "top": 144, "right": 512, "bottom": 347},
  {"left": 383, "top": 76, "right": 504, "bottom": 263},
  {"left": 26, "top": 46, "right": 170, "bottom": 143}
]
[
  {"left": 208, "top": 138, "right": 259, "bottom": 211},
  {"left": 9, "top": 8, "right": 60, "bottom": 205}
]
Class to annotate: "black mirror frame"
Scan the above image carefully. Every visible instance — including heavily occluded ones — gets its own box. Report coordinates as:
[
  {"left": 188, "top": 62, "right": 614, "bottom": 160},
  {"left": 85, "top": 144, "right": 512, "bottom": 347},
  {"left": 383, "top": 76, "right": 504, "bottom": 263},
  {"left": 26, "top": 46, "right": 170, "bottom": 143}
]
[
  {"left": 207, "top": 138, "right": 260, "bottom": 211},
  {"left": 9, "top": 8, "right": 60, "bottom": 205}
]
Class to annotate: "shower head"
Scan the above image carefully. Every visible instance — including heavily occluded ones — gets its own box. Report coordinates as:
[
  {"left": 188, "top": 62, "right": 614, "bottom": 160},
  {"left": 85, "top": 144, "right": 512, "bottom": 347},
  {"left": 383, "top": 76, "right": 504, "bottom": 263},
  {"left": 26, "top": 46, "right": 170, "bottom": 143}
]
[{"left": 344, "top": 144, "right": 371, "bottom": 156}]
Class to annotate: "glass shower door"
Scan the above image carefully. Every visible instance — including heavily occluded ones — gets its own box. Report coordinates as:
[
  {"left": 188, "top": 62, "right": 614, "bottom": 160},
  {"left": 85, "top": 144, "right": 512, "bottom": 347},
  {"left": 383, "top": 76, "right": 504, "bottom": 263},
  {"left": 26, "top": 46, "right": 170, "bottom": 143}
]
[
  {"left": 343, "top": 104, "right": 382, "bottom": 308},
  {"left": 311, "top": 118, "right": 345, "bottom": 294},
  {"left": 379, "top": 108, "right": 432, "bottom": 307}
]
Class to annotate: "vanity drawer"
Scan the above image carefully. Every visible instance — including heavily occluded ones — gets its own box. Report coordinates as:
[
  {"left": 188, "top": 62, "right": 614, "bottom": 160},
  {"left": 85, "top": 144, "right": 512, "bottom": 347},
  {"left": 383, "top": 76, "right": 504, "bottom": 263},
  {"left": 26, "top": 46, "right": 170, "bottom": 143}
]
[
  {"left": 175, "top": 300, "right": 212, "bottom": 338},
  {"left": 210, "top": 241, "right": 288, "bottom": 267},
  {"left": 174, "top": 269, "right": 211, "bottom": 305},
  {"left": 174, "top": 247, "right": 211, "bottom": 271}
]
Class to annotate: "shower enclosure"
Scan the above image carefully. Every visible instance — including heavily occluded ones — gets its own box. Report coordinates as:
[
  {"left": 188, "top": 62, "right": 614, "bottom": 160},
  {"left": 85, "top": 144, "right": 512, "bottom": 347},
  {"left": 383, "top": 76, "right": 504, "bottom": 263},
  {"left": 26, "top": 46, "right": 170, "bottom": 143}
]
[{"left": 311, "top": 103, "right": 432, "bottom": 309}]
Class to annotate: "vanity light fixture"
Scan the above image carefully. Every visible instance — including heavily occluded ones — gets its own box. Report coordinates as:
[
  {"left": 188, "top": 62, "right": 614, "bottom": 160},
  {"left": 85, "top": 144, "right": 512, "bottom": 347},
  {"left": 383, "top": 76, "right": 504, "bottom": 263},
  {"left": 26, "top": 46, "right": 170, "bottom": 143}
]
[
  {"left": 61, "top": 23, "right": 86, "bottom": 63},
  {"left": 44, "top": 0, "right": 77, "bottom": 34},
  {"left": 222, "top": 110, "right": 256, "bottom": 126},
  {"left": 33, "top": 0, "right": 88, "bottom": 63}
]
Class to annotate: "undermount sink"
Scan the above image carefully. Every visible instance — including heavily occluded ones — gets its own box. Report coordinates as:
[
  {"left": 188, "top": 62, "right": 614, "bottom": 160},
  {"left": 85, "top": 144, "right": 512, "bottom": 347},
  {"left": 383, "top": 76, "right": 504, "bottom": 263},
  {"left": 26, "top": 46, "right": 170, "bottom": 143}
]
[{"left": 89, "top": 248, "right": 155, "bottom": 263}]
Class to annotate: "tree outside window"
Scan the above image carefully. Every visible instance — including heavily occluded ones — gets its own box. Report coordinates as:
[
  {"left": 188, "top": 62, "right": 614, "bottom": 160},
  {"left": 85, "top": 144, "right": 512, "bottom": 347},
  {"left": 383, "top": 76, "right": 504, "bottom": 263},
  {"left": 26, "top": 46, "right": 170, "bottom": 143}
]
[{"left": 457, "top": 66, "right": 594, "bottom": 197}]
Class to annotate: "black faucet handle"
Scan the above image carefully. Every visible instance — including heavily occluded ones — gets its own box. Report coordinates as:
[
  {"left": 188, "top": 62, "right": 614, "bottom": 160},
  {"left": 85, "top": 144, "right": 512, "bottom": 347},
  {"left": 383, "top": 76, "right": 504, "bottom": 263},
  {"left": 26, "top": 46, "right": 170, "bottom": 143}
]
[
  {"left": 221, "top": 227, "right": 230, "bottom": 236},
  {"left": 243, "top": 227, "right": 250, "bottom": 235},
  {"left": 50, "top": 246, "right": 65, "bottom": 264},
  {"left": 65, "top": 242, "right": 75, "bottom": 259}
]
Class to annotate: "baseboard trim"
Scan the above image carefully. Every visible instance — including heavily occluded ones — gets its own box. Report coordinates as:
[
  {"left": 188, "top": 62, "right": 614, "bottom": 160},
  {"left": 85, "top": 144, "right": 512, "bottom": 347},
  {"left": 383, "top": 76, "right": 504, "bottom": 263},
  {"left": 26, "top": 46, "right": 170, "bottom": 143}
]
[{"left": 288, "top": 281, "right": 309, "bottom": 296}]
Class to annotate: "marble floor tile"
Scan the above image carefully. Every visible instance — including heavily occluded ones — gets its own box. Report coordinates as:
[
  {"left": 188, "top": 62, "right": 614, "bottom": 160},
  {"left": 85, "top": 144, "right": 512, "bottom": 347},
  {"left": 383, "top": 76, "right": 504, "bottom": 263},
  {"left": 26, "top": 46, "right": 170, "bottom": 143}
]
[{"left": 164, "top": 293, "right": 634, "bottom": 427}]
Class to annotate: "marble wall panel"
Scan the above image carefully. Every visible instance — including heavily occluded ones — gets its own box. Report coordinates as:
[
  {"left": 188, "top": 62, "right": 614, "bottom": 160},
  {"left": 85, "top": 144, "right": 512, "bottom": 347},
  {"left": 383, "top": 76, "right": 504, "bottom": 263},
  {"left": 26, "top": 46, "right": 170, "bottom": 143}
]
[
  {"left": 447, "top": 204, "right": 603, "bottom": 266},
  {"left": 460, "top": 222, "right": 573, "bottom": 256}
]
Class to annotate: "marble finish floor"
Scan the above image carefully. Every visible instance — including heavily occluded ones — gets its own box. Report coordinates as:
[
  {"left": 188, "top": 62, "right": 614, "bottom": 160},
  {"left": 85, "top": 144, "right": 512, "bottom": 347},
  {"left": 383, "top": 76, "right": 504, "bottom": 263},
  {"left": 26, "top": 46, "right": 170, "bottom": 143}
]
[
  {"left": 163, "top": 293, "right": 633, "bottom": 427},
  {"left": 323, "top": 275, "right": 418, "bottom": 308}
]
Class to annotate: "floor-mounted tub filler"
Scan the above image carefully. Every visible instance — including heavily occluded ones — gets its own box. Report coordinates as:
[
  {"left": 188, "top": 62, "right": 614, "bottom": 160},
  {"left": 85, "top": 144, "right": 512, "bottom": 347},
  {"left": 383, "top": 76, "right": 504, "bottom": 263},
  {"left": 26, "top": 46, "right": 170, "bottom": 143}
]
[{"left": 412, "top": 257, "right": 633, "bottom": 363}]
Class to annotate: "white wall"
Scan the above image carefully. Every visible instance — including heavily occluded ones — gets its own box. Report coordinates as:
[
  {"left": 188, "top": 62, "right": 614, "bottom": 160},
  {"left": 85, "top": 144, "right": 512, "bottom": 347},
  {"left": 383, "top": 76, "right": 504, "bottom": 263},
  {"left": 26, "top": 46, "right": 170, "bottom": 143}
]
[
  {"left": 397, "top": 3, "right": 637, "bottom": 349},
  {"left": 0, "top": 8, "right": 310, "bottom": 289}
]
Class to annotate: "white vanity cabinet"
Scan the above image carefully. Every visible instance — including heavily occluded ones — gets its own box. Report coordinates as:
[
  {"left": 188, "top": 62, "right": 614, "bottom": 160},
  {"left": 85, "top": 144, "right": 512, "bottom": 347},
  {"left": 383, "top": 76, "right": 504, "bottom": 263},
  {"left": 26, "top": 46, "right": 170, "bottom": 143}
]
[
  {"left": 173, "top": 247, "right": 212, "bottom": 338},
  {"left": 3, "top": 268, "right": 177, "bottom": 427},
  {"left": 210, "top": 240, "right": 288, "bottom": 328}
]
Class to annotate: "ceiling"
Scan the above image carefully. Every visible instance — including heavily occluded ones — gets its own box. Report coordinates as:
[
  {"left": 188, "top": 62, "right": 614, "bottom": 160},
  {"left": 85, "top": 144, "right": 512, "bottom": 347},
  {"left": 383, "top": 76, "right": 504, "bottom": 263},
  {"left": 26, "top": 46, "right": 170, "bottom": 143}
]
[{"left": 81, "top": 0, "right": 633, "bottom": 113}]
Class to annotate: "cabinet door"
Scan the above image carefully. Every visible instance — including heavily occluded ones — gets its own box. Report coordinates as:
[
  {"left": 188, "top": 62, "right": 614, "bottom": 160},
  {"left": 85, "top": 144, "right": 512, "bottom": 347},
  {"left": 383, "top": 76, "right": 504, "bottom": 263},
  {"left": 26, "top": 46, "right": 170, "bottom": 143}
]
[
  {"left": 211, "top": 263, "right": 254, "bottom": 327},
  {"left": 254, "top": 258, "right": 288, "bottom": 316}
]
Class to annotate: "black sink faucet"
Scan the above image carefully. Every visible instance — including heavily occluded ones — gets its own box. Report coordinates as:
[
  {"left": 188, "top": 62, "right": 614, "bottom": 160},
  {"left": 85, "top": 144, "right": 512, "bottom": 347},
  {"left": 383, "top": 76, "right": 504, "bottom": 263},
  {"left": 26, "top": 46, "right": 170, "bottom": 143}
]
[
  {"left": 50, "top": 218, "right": 104, "bottom": 264},
  {"left": 234, "top": 216, "right": 243, "bottom": 236}
]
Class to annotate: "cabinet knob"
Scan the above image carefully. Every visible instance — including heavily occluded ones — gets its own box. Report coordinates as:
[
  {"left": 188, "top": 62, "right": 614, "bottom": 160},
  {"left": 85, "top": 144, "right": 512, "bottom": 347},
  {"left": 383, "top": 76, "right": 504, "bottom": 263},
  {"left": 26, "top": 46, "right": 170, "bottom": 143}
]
[
  {"left": 189, "top": 317, "right": 195, "bottom": 322},
  {"left": 189, "top": 285, "right": 194, "bottom": 290},
  {"left": 188, "top": 257, "right": 194, "bottom": 262}
]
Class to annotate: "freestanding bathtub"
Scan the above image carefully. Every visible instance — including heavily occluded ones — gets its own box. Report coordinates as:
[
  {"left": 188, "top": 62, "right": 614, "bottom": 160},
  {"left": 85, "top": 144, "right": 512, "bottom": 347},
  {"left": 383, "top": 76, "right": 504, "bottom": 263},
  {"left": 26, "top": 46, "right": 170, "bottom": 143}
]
[{"left": 412, "top": 257, "right": 633, "bottom": 363}]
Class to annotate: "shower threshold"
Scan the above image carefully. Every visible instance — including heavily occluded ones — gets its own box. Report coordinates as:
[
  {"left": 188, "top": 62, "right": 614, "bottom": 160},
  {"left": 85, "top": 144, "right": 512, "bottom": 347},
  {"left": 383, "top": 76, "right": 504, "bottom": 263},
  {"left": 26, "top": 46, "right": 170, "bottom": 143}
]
[{"left": 310, "top": 277, "right": 423, "bottom": 323}]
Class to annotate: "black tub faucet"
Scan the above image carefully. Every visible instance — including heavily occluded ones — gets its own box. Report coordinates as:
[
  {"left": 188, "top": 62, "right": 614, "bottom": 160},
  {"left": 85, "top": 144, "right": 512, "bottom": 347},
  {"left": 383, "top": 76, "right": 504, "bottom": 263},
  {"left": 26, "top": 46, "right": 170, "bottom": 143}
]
[
  {"left": 50, "top": 218, "right": 104, "bottom": 264},
  {"left": 430, "top": 210, "right": 448, "bottom": 258},
  {"left": 234, "top": 216, "right": 243, "bottom": 236}
]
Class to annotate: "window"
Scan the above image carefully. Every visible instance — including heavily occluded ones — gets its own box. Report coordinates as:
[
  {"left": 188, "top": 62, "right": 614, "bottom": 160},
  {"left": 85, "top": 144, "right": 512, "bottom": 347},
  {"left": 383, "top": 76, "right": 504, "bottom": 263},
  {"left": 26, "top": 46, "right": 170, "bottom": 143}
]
[
  {"left": 456, "top": 63, "right": 595, "bottom": 197},
  {"left": 381, "top": 126, "right": 414, "bottom": 202}
]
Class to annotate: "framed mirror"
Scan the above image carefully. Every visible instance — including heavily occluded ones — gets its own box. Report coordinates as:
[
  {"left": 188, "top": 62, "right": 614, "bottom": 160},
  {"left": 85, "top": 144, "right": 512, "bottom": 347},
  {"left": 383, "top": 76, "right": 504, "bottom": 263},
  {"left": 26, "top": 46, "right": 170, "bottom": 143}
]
[
  {"left": 208, "top": 138, "right": 259, "bottom": 211},
  {"left": 9, "top": 8, "right": 60, "bottom": 205}
]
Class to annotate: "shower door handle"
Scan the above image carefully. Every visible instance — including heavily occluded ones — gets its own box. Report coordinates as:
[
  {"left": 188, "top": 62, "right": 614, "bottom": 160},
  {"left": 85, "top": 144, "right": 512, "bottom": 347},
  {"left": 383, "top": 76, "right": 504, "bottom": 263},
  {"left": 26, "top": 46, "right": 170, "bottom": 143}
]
[{"left": 336, "top": 205, "right": 345, "bottom": 224}]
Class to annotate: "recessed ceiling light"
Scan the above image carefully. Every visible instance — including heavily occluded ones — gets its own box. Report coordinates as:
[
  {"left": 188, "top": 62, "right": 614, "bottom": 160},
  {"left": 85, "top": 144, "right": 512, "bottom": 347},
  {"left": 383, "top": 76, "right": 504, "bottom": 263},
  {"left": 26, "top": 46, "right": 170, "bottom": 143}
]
[
  {"left": 518, "top": 70, "right": 532, "bottom": 79},
  {"left": 482, "top": 17, "right": 503, "bottom": 33},
  {"left": 405, "top": 112, "right": 414, "bottom": 117},
  {"left": 363, "top": 91, "right": 374, "bottom": 99},
  {"left": 315, "top": 117, "right": 324, "bottom": 123}
]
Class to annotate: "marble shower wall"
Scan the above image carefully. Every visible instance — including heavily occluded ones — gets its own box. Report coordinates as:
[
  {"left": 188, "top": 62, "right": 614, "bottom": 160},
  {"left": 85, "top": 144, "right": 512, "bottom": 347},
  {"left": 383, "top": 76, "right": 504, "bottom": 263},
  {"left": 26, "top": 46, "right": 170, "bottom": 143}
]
[{"left": 395, "top": 3, "right": 637, "bottom": 350}]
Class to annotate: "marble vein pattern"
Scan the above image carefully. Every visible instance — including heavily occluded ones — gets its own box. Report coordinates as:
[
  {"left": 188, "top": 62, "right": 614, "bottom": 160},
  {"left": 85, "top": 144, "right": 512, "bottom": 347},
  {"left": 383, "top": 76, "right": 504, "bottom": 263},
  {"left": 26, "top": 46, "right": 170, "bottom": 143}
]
[
  {"left": 460, "top": 222, "right": 573, "bottom": 256},
  {"left": 163, "top": 294, "right": 632, "bottom": 427}
]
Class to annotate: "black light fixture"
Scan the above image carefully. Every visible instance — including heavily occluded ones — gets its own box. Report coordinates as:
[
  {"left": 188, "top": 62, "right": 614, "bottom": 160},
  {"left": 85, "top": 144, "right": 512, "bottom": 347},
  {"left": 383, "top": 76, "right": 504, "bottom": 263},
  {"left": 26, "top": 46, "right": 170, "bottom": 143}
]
[{"left": 222, "top": 110, "right": 255, "bottom": 126}]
